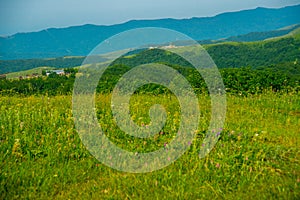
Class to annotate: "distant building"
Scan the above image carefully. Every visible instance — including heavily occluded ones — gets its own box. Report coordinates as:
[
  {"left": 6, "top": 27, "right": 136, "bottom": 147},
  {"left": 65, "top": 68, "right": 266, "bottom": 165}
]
[
  {"left": 46, "top": 70, "right": 65, "bottom": 76},
  {"left": 162, "top": 45, "right": 176, "bottom": 49}
]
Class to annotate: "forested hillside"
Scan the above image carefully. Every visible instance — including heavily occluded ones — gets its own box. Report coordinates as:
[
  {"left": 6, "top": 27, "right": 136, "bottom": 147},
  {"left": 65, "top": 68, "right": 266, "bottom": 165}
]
[{"left": 1, "top": 29, "right": 300, "bottom": 74}]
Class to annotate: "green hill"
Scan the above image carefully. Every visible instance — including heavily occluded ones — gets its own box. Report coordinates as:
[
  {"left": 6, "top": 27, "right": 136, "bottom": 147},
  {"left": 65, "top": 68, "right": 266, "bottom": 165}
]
[
  {"left": 2, "top": 25, "right": 300, "bottom": 75},
  {"left": 206, "top": 35, "right": 300, "bottom": 69},
  {"left": 109, "top": 30, "right": 300, "bottom": 70}
]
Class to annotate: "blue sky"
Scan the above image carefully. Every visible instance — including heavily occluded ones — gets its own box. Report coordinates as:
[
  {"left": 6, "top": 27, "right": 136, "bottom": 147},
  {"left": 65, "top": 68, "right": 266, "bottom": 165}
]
[{"left": 1, "top": 0, "right": 300, "bottom": 36}]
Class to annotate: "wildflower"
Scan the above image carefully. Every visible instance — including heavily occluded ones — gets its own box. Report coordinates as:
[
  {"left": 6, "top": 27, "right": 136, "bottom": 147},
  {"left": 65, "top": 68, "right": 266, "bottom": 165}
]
[
  {"left": 19, "top": 122, "right": 24, "bottom": 130},
  {"left": 12, "top": 139, "right": 23, "bottom": 157},
  {"left": 216, "top": 132, "right": 221, "bottom": 137},
  {"left": 168, "top": 157, "right": 171, "bottom": 161},
  {"left": 261, "top": 131, "right": 267, "bottom": 134},
  {"left": 215, "top": 163, "right": 220, "bottom": 168},
  {"left": 237, "top": 135, "right": 241, "bottom": 141},
  {"left": 103, "top": 189, "right": 109, "bottom": 194},
  {"left": 188, "top": 141, "right": 191, "bottom": 146}
]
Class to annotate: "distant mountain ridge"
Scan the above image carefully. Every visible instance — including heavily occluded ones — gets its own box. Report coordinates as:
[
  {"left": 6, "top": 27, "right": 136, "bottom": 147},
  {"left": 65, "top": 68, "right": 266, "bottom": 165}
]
[
  {"left": 223, "top": 24, "right": 300, "bottom": 42},
  {"left": 0, "top": 4, "right": 300, "bottom": 60}
]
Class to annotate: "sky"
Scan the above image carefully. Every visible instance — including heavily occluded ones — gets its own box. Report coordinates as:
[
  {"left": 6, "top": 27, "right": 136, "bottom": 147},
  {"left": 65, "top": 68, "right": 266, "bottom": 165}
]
[{"left": 1, "top": 0, "right": 300, "bottom": 36}]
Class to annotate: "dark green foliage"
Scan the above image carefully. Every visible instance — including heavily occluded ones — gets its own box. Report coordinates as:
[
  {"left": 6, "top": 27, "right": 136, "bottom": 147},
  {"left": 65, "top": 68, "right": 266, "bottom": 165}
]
[
  {"left": 219, "top": 67, "right": 297, "bottom": 94},
  {"left": 207, "top": 37, "right": 300, "bottom": 69},
  {"left": 1, "top": 62, "right": 298, "bottom": 96},
  {"left": 112, "top": 49, "right": 192, "bottom": 68},
  {"left": 64, "top": 67, "right": 78, "bottom": 75},
  {"left": 0, "top": 71, "right": 76, "bottom": 96}
]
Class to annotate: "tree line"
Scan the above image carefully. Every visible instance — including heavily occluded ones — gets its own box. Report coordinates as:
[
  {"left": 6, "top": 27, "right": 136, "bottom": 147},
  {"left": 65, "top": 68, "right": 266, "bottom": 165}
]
[{"left": 0, "top": 62, "right": 298, "bottom": 96}]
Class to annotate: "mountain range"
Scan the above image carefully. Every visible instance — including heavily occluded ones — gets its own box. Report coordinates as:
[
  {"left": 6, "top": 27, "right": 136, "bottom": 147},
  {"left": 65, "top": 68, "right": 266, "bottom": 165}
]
[
  {"left": 1, "top": 25, "right": 299, "bottom": 75},
  {"left": 1, "top": 4, "right": 300, "bottom": 60}
]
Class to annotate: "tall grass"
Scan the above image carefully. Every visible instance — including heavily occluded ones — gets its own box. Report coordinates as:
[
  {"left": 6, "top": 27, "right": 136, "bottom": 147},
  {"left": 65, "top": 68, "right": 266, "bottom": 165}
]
[{"left": 0, "top": 92, "right": 299, "bottom": 199}]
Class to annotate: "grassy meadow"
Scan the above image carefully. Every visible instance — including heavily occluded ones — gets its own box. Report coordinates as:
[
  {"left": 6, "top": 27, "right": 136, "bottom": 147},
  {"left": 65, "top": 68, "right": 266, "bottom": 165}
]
[{"left": 0, "top": 91, "right": 299, "bottom": 199}]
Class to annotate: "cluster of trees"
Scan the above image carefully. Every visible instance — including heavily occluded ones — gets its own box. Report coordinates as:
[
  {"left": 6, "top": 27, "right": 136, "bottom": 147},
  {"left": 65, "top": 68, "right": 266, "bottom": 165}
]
[
  {"left": 96, "top": 63, "right": 299, "bottom": 95},
  {"left": 0, "top": 69, "right": 77, "bottom": 96},
  {"left": 207, "top": 37, "right": 300, "bottom": 69},
  {"left": 0, "top": 62, "right": 298, "bottom": 96}
]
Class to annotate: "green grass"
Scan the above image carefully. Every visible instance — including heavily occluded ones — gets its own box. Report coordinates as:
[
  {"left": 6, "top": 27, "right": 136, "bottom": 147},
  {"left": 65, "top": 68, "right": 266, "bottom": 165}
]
[
  {"left": 0, "top": 92, "right": 299, "bottom": 199},
  {"left": 289, "top": 27, "right": 300, "bottom": 40}
]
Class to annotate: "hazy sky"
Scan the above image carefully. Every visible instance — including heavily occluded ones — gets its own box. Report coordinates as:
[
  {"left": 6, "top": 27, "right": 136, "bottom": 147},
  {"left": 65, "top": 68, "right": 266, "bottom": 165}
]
[{"left": 1, "top": 0, "right": 300, "bottom": 36}]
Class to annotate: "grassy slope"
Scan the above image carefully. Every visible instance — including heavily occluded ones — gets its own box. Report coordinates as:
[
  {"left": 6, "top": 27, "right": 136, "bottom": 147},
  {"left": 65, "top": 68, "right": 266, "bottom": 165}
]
[
  {"left": 6, "top": 66, "right": 54, "bottom": 79},
  {"left": 0, "top": 93, "right": 299, "bottom": 199},
  {"left": 1, "top": 28, "right": 299, "bottom": 199},
  {"left": 289, "top": 27, "right": 300, "bottom": 40}
]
